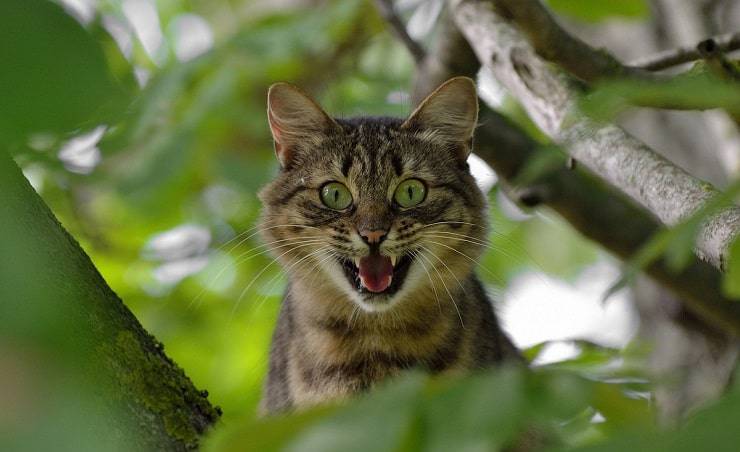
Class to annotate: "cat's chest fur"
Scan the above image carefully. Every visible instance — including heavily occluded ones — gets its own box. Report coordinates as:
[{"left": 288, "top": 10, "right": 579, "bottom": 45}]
[{"left": 260, "top": 275, "right": 519, "bottom": 414}]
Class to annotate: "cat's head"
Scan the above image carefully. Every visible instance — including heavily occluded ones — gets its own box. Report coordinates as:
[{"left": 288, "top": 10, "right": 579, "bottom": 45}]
[{"left": 258, "top": 77, "right": 487, "bottom": 313}]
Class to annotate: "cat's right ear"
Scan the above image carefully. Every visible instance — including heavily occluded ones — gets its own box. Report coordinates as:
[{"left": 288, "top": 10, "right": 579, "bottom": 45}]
[
  {"left": 401, "top": 77, "right": 478, "bottom": 161},
  {"left": 267, "top": 83, "right": 339, "bottom": 168}
]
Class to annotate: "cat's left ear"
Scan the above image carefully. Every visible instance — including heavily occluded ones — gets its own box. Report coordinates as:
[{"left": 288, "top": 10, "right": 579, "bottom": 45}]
[
  {"left": 401, "top": 76, "right": 478, "bottom": 161},
  {"left": 267, "top": 83, "right": 340, "bottom": 167}
]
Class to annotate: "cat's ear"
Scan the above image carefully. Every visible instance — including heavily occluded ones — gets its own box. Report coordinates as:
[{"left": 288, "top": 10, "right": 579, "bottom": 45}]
[
  {"left": 401, "top": 77, "right": 478, "bottom": 160},
  {"left": 267, "top": 83, "right": 339, "bottom": 167}
]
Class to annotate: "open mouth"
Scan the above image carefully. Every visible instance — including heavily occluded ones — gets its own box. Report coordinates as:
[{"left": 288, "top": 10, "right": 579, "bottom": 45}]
[{"left": 340, "top": 253, "right": 413, "bottom": 297}]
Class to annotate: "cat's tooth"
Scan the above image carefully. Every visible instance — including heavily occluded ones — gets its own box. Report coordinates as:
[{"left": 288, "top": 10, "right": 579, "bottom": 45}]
[
  {"left": 390, "top": 255, "right": 397, "bottom": 267},
  {"left": 354, "top": 257, "right": 361, "bottom": 268}
]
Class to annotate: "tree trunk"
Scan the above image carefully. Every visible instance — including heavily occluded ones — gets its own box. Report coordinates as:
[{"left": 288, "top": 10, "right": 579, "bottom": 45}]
[{"left": 0, "top": 149, "right": 219, "bottom": 451}]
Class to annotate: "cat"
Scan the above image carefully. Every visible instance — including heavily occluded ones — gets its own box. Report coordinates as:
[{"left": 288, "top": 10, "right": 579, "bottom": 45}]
[{"left": 258, "top": 77, "right": 520, "bottom": 415}]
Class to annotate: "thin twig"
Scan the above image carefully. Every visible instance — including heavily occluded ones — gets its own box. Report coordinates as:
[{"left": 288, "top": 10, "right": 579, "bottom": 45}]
[
  {"left": 697, "top": 37, "right": 740, "bottom": 82},
  {"left": 630, "top": 32, "right": 740, "bottom": 71},
  {"left": 373, "top": 0, "right": 426, "bottom": 64}
]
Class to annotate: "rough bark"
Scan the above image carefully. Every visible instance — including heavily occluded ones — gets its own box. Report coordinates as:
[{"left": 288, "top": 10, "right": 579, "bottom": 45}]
[
  {"left": 449, "top": 0, "right": 740, "bottom": 272},
  {"left": 631, "top": 0, "right": 740, "bottom": 423},
  {"left": 0, "top": 150, "right": 220, "bottom": 450},
  {"left": 401, "top": 10, "right": 740, "bottom": 339},
  {"left": 487, "top": 0, "right": 740, "bottom": 79},
  {"left": 419, "top": 0, "right": 740, "bottom": 420},
  {"left": 486, "top": 0, "right": 643, "bottom": 82},
  {"left": 376, "top": 0, "right": 740, "bottom": 422}
]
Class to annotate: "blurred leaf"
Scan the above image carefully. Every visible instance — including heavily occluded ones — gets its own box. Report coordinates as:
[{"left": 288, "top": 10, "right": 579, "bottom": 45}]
[
  {"left": 206, "top": 367, "right": 605, "bottom": 452},
  {"left": 724, "top": 236, "right": 740, "bottom": 299},
  {"left": 285, "top": 375, "right": 425, "bottom": 452},
  {"left": 571, "top": 383, "right": 740, "bottom": 451},
  {"left": 542, "top": 341, "right": 619, "bottom": 373},
  {"left": 605, "top": 178, "right": 740, "bottom": 300},
  {"left": 512, "top": 145, "right": 568, "bottom": 188},
  {"left": 590, "top": 383, "right": 652, "bottom": 431},
  {"left": 206, "top": 374, "right": 425, "bottom": 452},
  {"left": 546, "top": 0, "right": 648, "bottom": 22},
  {"left": 0, "top": 0, "right": 135, "bottom": 144},
  {"left": 204, "top": 404, "right": 338, "bottom": 452},
  {"left": 580, "top": 72, "right": 740, "bottom": 122},
  {"left": 522, "top": 341, "right": 549, "bottom": 362}
]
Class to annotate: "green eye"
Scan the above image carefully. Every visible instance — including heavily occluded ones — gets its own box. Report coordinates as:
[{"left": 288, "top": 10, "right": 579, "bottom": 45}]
[
  {"left": 320, "top": 182, "right": 353, "bottom": 210},
  {"left": 394, "top": 179, "right": 426, "bottom": 208}
]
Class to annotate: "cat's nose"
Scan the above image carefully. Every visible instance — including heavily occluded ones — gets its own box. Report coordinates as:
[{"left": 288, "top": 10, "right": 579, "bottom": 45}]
[{"left": 359, "top": 229, "right": 387, "bottom": 245}]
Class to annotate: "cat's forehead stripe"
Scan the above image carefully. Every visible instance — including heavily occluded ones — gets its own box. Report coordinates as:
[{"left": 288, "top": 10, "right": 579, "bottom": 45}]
[
  {"left": 391, "top": 153, "right": 403, "bottom": 177},
  {"left": 341, "top": 153, "right": 352, "bottom": 178}
]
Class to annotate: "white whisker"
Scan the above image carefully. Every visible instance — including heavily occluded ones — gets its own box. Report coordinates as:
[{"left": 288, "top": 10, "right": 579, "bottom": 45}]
[
  {"left": 417, "top": 249, "right": 465, "bottom": 329},
  {"left": 230, "top": 242, "right": 327, "bottom": 318},
  {"left": 410, "top": 248, "right": 442, "bottom": 314}
]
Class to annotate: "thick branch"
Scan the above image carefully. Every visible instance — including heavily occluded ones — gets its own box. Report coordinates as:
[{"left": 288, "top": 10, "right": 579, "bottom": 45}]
[
  {"left": 631, "top": 31, "right": 740, "bottom": 71},
  {"left": 486, "top": 0, "right": 649, "bottom": 82},
  {"left": 407, "top": 9, "right": 740, "bottom": 338},
  {"left": 0, "top": 150, "right": 220, "bottom": 450},
  {"left": 449, "top": 0, "right": 740, "bottom": 272}
]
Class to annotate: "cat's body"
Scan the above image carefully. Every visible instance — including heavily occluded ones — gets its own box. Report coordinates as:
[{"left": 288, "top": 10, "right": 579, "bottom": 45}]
[{"left": 258, "top": 78, "right": 520, "bottom": 415}]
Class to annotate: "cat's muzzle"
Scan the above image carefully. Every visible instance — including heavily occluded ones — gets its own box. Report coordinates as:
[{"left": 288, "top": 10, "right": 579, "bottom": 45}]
[{"left": 340, "top": 252, "right": 413, "bottom": 300}]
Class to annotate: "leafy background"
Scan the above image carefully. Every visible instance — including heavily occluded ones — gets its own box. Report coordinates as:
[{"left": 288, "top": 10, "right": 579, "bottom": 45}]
[{"left": 2, "top": 0, "right": 739, "bottom": 450}]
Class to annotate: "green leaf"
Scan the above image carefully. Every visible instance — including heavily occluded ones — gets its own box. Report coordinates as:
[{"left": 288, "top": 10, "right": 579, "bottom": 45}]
[
  {"left": 580, "top": 72, "right": 740, "bottom": 122},
  {"left": 512, "top": 145, "right": 568, "bottom": 188},
  {"left": 546, "top": 0, "right": 649, "bottom": 22},
  {"left": 522, "top": 341, "right": 549, "bottom": 362},
  {"left": 0, "top": 0, "right": 134, "bottom": 144},
  {"left": 605, "top": 178, "right": 740, "bottom": 300},
  {"left": 285, "top": 374, "right": 425, "bottom": 452},
  {"left": 723, "top": 236, "right": 740, "bottom": 299},
  {"left": 205, "top": 367, "right": 603, "bottom": 452},
  {"left": 571, "top": 383, "right": 740, "bottom": 451}
]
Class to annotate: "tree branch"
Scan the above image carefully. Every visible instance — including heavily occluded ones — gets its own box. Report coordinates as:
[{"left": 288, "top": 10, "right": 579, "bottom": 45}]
[
  {"left": 373, "top": 0, "right": 426, "bottom": 64},
  {"left": 630, "top": 31, "right": 740, "bottom": 71},
  {"left": 697, "top": 37, "right": 740, "bottom": 82},
  {"left": 401, "top": 8, "right": 740, "bottom": 338},
  {"left": 0, "top": 150, "right": 220, "bottom": 449},
  {"left": 449, "top": 0, "right": 740, "bottom": 273},
  {"left": 485, "top": 0, "right": 654, "bottom": 82}
]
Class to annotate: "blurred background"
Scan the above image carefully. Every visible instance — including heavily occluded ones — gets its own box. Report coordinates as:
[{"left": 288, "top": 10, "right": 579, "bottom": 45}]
[{"left": 2, "top": 0, "right": 739, "bottom": 450}]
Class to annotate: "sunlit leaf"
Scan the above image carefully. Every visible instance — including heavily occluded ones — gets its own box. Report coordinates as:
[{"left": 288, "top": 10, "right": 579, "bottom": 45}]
[
  {"left": 723, "top": 236, "right": 740, "bottom": 299},
  {"left": 547, "top": 0, "right": 649, "bottom": 22},
  {"left": 580, "top": 73, "right": 740, "bottom": 122}
]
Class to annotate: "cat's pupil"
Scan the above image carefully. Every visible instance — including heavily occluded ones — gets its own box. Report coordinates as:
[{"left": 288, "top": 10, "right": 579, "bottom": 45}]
[
  {"left": 334, "top": 190, "right": 339, "bottom": 202},
  {"left": 407, "top": 187, "right": 413, "bottom": 199}
]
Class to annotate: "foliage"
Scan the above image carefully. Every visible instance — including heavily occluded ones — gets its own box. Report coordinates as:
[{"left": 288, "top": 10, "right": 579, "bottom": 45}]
[
  {"left": 206, "top": 349, "right": 649, "bottom": 452},
  {"left": 579, "top": 70, "right": 740, "bottom": 122},
  {"left": 546, "top": 0, "right": 649, "bottom": 22},
  {"left": 0, "top": 0, "right": 135, "bottom": 145},
  {"left": 603, "top": 178, "right": 740, "bottom": 301},
  {"left": 2, "top": 0, "right": 739, "bottom": 451},
  {"left": 726, "top": 237, "right": 740, "bottom": 297}
]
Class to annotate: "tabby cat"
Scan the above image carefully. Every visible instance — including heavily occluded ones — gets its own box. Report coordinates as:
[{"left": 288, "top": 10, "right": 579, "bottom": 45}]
[{"left": 258, "top": 77, "right": 520, "bottom": 414}]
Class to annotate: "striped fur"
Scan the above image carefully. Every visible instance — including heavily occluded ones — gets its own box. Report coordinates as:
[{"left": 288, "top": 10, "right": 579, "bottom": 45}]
[{"left": 258, "top": 78, "right": 520, "bottom": 414}]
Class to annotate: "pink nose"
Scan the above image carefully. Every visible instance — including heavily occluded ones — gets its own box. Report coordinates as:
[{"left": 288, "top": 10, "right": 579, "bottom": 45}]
[{"left": 359, "top": 229, "right": 387, "bottom": 244}]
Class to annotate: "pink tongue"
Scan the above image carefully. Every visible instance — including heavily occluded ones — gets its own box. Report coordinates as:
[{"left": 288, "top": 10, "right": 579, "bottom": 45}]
[{"left": 358, "top": 254, "right": 393, "bottom": 293}]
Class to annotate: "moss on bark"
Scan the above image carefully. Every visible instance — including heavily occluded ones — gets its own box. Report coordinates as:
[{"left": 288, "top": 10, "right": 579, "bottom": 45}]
[{"left": 0, "top": 150, "right": 220, "bottom": 450}]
